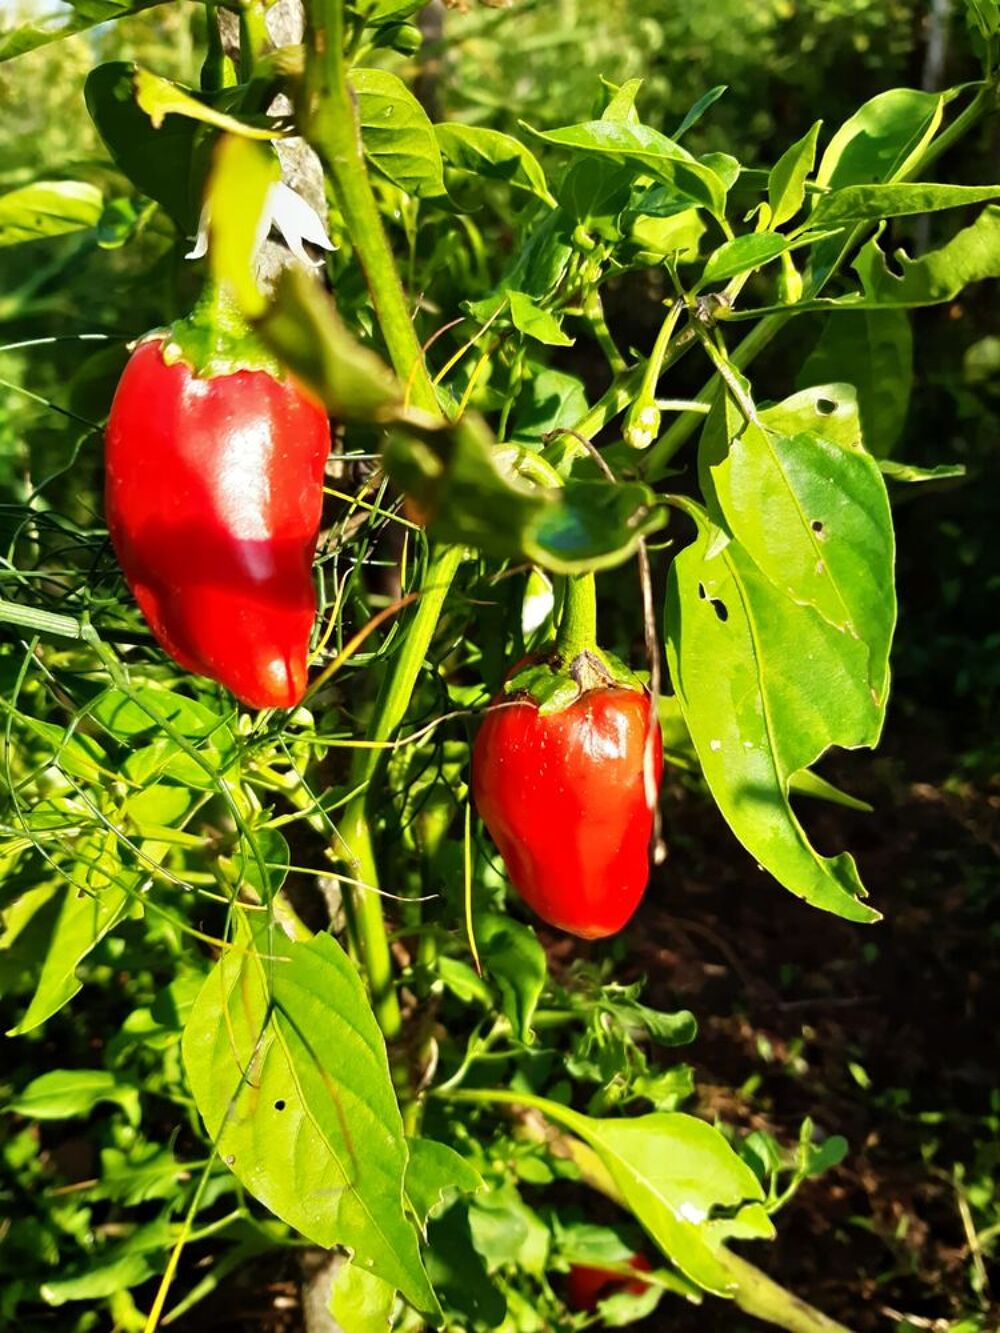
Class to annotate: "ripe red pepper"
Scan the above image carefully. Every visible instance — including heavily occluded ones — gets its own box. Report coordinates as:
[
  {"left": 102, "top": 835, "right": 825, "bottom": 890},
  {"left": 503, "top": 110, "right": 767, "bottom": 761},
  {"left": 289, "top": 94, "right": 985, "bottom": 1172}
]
[
  {"left": 471, "top": 656, "right": 662, "bottom": 939},
  {"left": 105, "top": 324, "right": 330, "bottom": 710},
  {"left": 566, "top": 1254, "right": 653, "bottom": 1311}
]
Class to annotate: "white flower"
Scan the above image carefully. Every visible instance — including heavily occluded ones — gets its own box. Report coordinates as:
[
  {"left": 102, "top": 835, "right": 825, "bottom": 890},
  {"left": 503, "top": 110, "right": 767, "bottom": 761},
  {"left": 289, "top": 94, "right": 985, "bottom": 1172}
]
[{"left": 186, "top": 180, "right": 335, "bottom": 266}]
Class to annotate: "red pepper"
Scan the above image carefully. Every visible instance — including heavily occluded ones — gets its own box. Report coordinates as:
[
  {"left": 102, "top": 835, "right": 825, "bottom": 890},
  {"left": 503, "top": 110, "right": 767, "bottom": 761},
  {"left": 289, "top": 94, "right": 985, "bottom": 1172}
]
[
  {"left": 566, "top": 1254, "right": 653, "bottom": 1311},
  {"left": 471, "top": 659, "right": 662, "bottom": 939},
  {"left": 105, "top": 330, "right": 330, "bottom": 709}
]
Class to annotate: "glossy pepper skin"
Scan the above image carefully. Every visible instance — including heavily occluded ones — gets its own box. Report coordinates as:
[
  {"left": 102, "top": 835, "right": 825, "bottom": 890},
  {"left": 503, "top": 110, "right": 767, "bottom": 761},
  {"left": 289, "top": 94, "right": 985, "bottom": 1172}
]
[
  {"left": 105, "top": 337, "right": 331, "bottom": 710},
  {"left": 566, "top": 1254, "right": 653, "bottom": 1311},
  {"left": 471, "top": 679, "right": 662, "bottom": 939}
]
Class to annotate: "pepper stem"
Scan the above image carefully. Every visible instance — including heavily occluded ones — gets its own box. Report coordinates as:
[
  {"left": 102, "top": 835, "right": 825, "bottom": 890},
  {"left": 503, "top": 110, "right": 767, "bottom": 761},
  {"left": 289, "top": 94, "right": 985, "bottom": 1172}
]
[{"left": 555, "top": 573, "right": 598, "bottom": 665}]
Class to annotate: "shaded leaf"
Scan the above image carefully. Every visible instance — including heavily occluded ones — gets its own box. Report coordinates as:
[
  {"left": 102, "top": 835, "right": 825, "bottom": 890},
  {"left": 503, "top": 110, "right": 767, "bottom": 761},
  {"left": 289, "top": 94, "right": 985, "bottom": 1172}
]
[{"left": 435, "top": 124, "right": 554, "bottom": 206}]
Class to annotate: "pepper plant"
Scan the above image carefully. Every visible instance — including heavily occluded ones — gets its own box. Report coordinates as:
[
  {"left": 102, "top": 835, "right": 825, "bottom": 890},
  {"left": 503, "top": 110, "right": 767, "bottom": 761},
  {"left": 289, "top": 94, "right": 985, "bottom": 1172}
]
[{"left": 1, "top": 1, "right": 998, "bottom": 1330}]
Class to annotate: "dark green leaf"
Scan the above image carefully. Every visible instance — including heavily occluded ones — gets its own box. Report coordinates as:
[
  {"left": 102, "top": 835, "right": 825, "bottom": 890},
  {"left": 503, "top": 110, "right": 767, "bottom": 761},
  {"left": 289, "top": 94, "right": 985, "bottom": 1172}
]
[{"left": 672, "top": 85, "right": 728, "bottom": 141}]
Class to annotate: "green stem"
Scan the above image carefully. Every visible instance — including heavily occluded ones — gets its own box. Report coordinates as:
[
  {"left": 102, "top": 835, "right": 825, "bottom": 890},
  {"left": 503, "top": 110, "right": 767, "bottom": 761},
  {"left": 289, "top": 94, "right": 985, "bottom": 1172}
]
[
  {"left": 555, "top": 573, "right": 597, "bottom": 662},
  {"left": 301, "top": 0, "right": 439, "bottom": 415},
  {"left": 238, "top": 2, "right": 269, "bottom": 82},
  {"left": 335, "top": 545, "right": 463, "bottom": 1039}
]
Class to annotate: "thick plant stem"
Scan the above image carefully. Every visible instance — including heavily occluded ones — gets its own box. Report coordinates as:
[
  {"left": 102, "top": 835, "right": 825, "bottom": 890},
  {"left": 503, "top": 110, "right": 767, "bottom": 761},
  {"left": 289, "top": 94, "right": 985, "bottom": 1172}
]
[
  {"left": 299, "top": 0, "right": 454, "bottom": 1043},
  {"left": 301, "top": 0, "right": 439, "bottom": 415},
  {"left": 555, "top": 573, "right": 597, "bottom": 662},
  {"left": 336, "top": 545, "right": 463, "bottom": 1039}
]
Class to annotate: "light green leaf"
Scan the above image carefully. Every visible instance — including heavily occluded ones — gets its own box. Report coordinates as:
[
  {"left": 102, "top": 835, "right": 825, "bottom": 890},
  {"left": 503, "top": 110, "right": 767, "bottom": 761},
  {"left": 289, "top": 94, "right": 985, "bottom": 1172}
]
[
  {"left": 0, "top": 0, "right": 161, "bottom": 61},
  {"left": 798, "top": 310, "right": 912, "bottom": 458},
  {"left": 708, "top": 391, "right": 896, "bottom": 704},
  {"left": 851, "top": 206, "right": 1000, "bottom": 307},
  {"left": 406, "top": 1138, "right": 483, "bottom": 1228},
  {"left": 468, "top": 1183, "right": 550, "bottom": 1276},
  {"left": 508, "top": 291, "right": 574, "bottom": 346},
  {"left": 6, "top": 1069, "right": 140, "bottom": 1125},
  {"left": 181, "top": 919, "right": 437, "bottom": 1317},
  {"left": 768, "top": 120, "right": 821, "bottom": 228},
  {"left": 203, "top": 134, "right": 279, "bottom": 318},
  {"left": 0, "top": 181, "right": 103, "bottom": 247},
  {"left": 528, "top": 120, "right": 726, "bottom": 216},
  {"left": 817, "top": 89, "right": 943, "bottom": 190},
  {"left": 329, "top": 1260, "right": 395, "bottom": 1333},
  {"left": 435, "top": 124, "right": 555, "bottom": 206},
  {"left": 8, "top": 834, "right": 138, "bottom": 1035},
  {"left": 879, "top": 458, "right": 966, "bottom": 483},
  {"left": 810, "top": 181, "right": 1000, "bottom": 229},
  {"left": 701, "top": 232, "right": 789, "bottom": 286},
  {"left": 349, "top": 68, "right": 445, "bottom": 198},
  {"left": 476, "top": 913, "right": 546, "bottom": 1043},
  {"left": 506, "top": 1098, "right": 772, "bottom": 1295},
  {"left": 134, "top": 68, "right": 282, "bottom": 140},
  {"left": 665, "top": 519, "right": 882, "bottom": 923},
  {"left": 601, "top": 78, "right": 644, "bottom": 124}
]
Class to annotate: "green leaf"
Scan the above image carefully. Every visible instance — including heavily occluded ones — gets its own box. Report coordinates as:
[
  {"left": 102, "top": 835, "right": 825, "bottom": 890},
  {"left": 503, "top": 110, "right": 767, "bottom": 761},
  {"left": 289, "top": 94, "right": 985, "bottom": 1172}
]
[
  {"left": 708, "top": 389, "right": 896, "bottom": 704},
  {"left": 134, "top": 68, "right": 281, "bottom": 140},
  {"left": 701, "top": 232, "right": 790, "bottom": 286},
  {"left": 560, "top": 160, "right": 633, "bottom": 239},
  {"left": 0, "top": 181, "right": 103, "bottom": 247},
  {"left": 508, "top": 291, "right": 574, "bottom": 347},
  {"left": 85, "top": 62, "right": 205, "bottom": 233},
  {"left": 529, "top": 120, "right": 726, "bottom": 217},
  {"left": 768, "top": 120, "right": 821, "bottom": 228},
  {"left": 878, "top": 458, "right": 966, "bottom": 483},
  {"left": 665, "top": 518, "right": 882, "bottom": 923},
  {"left": 790, "top": 769, "right": 873, "bottom": 813},
  {"left": 328, "top": 1261, "right": 395, "bottom": 1333},
  {"left": 8, "top": 834, "right": 138, "bottom": 1035},
  {"left": 468, "top": 1183, "right": 550, "bottom": 1275},
  {"left": 181, "top": 919, "right": 437, "bottom": 1317},
  {"left": 810, "top": 181, "right": 1000, "bottom": 229},
  {"left": 798, "top": 311, "right": 912, "bottom": 457},
  {"left": 672, "top": 85, "right": 728, "bottom": 141},
  {"left": 851, "top": 206, "right": 1000, "bottom": 307},
  {"left": 349, "top": 68, "right": 445, "bottom": 198},
  {"left": 424, "top": 1203, "right": 506, "bottom": 1328},
  {"left": 383, "top": 420, "right": 666, "bottom": 574},
  {"left": 6, "top": 1069, "right": 140, "bottom": 1125},
  {"left": 204, "top": 134, "right": 280, "bottom": 318},
  {"left": 0, "top": 0, "right": 162, "bottom": 61},
  {"left": 817, "top": 89, "right": 944, "bottom": 190},
  {"left": 476, "top": 913, "right": 546, "bottom": 1043},
  {"left": 601, "top": 78, "right": 644, "bottom": 124},
  {"left": 517, "top": 1099, "right": 772, "bottom": 1295},
  {"left": 255, "top": 266, "right": 400, "bottom": 421},
  {"left": 509, "top": 367, "right": 589, "bottom": 445},
  {"left": 405, "top": 1138, "right": 483, "bottom": 1228},
  {"left": 435, "top": 124, "right": 555, "bottom": 206},
  {"left": 90, "top": 685, "right": 224, "bottom": 741}
]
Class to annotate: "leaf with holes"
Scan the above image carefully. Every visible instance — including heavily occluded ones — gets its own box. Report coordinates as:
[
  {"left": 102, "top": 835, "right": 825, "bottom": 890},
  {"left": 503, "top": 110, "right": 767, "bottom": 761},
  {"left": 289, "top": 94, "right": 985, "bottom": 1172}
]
[
  {"left": 703, "top": 384, "right": 895, "bottom": 706},
  {"left": 181, "top": 918, "right": 437, "bottom": 1317},
  {"left": 798, "top": 311, "right": 912, "bottom": 458},
  {"left": 665, "top": 511, "right": 882, "bottom": 922}
]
